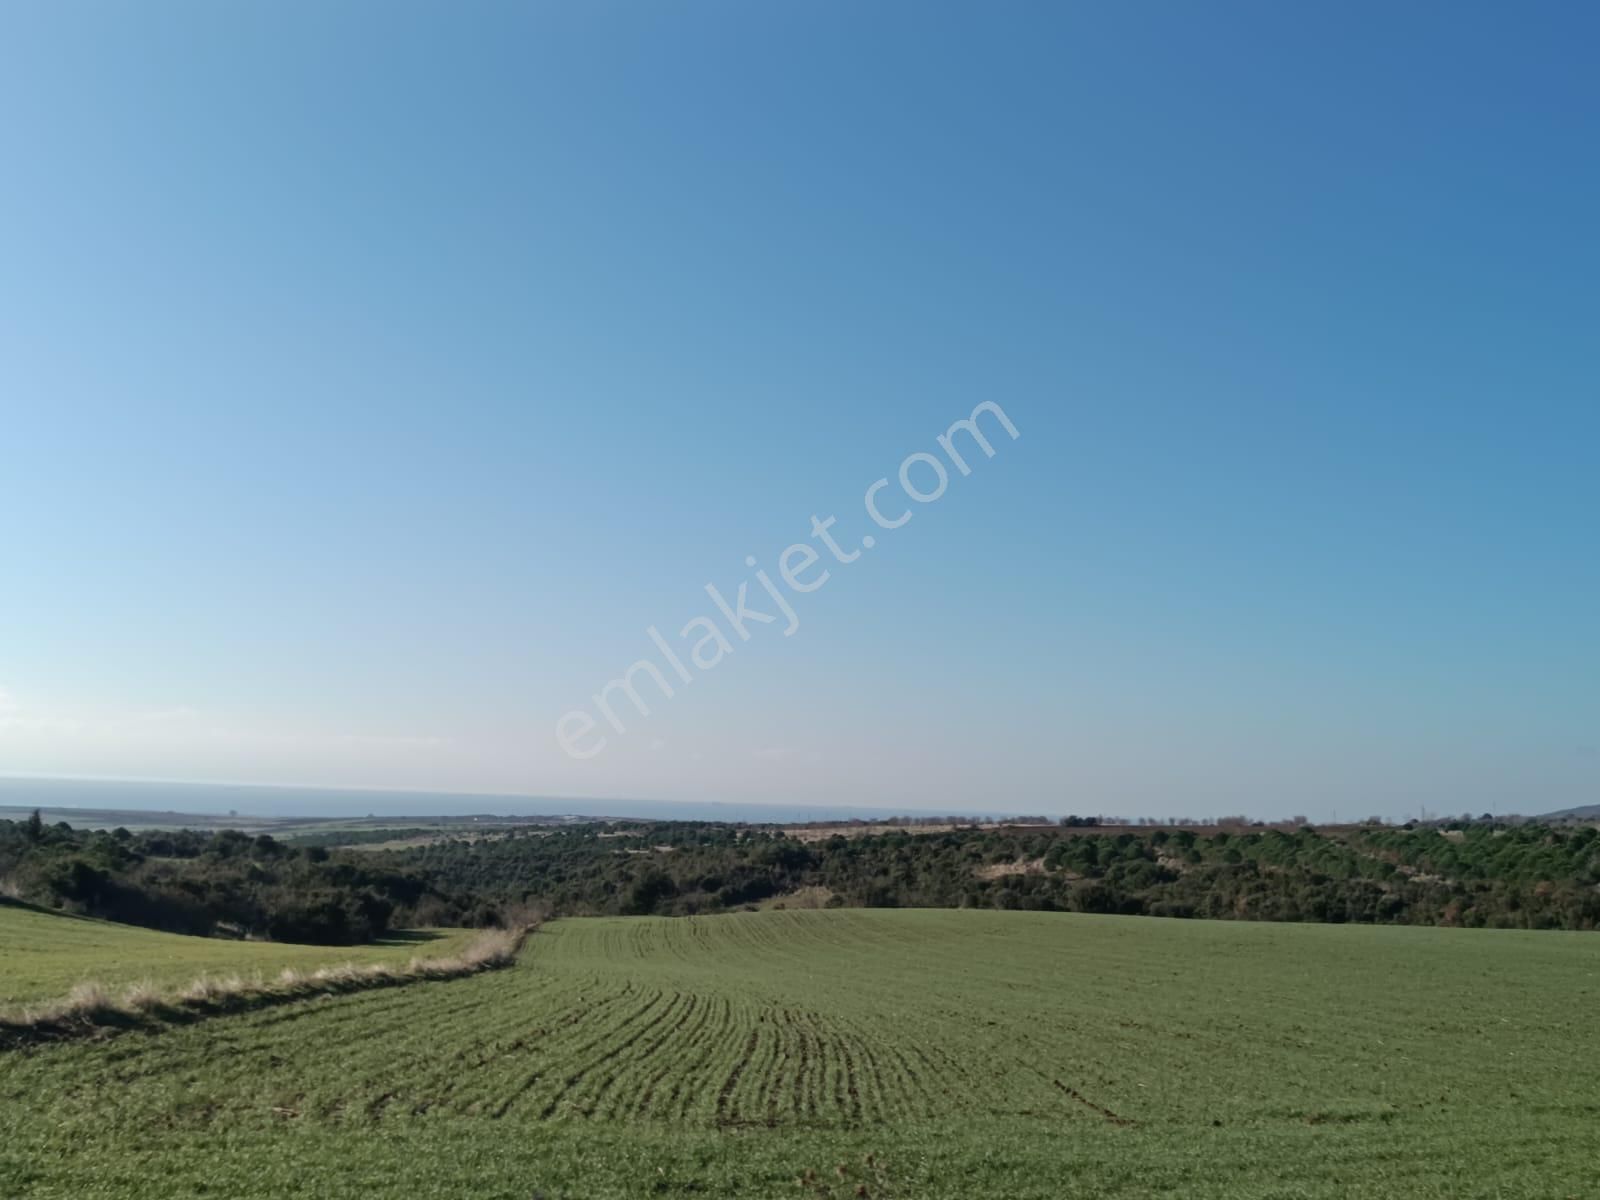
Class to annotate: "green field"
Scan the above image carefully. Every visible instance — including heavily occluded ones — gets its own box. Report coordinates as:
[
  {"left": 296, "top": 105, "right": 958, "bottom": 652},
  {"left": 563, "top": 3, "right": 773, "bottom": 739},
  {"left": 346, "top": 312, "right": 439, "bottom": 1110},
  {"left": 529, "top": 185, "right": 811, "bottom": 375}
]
[
  {"left": 2, "top": 909, "right": 1597, "bottom": 1198},
  {"left": 0, "top": 901, "right": 473, "bottom": 1008}
]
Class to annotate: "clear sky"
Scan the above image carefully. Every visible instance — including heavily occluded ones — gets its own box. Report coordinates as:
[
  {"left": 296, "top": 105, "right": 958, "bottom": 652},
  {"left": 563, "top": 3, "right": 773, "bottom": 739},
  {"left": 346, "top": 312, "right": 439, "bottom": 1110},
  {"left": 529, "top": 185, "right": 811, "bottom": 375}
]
[{"left": 1, "top": 2, "right": 1596, "bottom": 820}]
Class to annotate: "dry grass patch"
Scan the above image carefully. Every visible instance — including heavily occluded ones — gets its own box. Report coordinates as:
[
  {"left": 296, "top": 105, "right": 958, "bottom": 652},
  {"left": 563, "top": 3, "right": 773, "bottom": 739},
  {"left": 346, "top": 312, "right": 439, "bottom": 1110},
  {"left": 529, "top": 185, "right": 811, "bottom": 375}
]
[
  {"left": 973, "top": 857, "right": 1047, "bottom": 880},
  {"left": 0, "top": 925, "right": 532, "bottom": 1049}
]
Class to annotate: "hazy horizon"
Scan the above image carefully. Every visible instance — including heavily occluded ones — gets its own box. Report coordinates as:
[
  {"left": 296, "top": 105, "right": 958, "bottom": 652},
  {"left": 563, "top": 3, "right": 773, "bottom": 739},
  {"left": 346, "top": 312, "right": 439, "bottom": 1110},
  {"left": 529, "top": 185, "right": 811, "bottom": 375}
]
[
  {"left": 0, "top": 774, "right": 1007, "bottom": 826},
  {"left": 0, "top": 771, "right": 1568, "bottom": 829}
]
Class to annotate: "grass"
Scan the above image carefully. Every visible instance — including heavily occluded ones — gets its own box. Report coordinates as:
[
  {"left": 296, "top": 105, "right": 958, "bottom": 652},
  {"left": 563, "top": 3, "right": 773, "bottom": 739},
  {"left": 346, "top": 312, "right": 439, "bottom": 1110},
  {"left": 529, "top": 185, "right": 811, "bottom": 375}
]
[
  {"left": 0, "top": 900, "right": 476, "bottom": 1007},
  {"left": 0, "top": 925, "right": 527, "bottom": 1048},
  {"left": 1, "top": 909, "right": 1597, "bottom": 1198}
]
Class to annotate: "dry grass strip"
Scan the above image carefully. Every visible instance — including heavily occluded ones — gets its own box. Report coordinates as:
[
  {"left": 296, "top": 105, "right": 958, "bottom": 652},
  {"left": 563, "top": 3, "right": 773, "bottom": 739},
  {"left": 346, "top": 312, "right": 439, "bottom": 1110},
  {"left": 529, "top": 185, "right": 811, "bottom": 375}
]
[{"left": 0, "top": 926, "right": 531, "bottom": 1050}]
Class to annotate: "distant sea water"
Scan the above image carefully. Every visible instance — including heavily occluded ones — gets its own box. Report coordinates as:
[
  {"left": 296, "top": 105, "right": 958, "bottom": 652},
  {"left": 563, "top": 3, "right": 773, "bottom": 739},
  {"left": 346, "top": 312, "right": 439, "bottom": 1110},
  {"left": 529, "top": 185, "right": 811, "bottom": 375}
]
[{"left": 0, "top": 776, "right": 965, "bottom": 826}]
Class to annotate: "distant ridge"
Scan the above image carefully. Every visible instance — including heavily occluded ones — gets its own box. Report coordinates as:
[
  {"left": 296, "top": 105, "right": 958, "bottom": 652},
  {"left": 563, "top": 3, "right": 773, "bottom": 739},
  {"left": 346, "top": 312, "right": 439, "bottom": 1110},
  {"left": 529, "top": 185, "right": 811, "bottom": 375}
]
[{"left": 1540, "top": 803, "right": 1600, "bottom": 821}]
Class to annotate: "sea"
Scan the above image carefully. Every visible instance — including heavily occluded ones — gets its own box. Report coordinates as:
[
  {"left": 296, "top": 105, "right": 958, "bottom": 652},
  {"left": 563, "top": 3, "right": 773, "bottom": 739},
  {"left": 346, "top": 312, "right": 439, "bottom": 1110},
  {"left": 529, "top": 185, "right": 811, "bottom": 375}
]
[{"left": 0, "top": 775, "right": 963, "bottom": 827}]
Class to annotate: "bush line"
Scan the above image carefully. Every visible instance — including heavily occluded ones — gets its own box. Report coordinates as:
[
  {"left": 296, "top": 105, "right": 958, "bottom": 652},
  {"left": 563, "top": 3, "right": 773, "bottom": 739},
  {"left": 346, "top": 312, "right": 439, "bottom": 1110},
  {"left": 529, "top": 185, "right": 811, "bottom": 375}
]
[{"left": 0, "top": 925, "right": 532, "bottom": 1051}]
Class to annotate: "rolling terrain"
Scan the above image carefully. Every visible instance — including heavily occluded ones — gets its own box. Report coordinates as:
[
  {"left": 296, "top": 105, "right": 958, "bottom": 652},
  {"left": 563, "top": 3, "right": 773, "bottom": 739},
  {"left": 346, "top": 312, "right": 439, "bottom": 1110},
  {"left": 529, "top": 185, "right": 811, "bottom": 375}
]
[
  {"left": 2, "top": 908, "right": 1597, "bottom": 1198},
  {"left": 0, "top": 901, "right": 474, "bottom": 1008}
]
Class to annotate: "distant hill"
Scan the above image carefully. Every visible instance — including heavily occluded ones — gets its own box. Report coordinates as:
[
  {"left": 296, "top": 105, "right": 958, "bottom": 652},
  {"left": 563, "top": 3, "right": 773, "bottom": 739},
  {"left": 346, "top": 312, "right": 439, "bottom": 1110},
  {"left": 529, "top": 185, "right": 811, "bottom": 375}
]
[{"left": 1541, "top": 804, "right": 1600, "bottom": 821}]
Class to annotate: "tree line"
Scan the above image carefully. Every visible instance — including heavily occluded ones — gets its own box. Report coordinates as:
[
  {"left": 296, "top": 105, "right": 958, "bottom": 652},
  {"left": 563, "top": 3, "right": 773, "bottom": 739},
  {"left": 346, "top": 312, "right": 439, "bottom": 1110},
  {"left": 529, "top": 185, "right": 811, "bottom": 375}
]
[
  {"left": 383, "top": 819, "right": 1600, "bottom": 930},
  {"left": 4, "top": 812, "right": 1597, "bottom": 942},
  {"left": 0, "top": 815, "right": 486, "bottom": 944}
]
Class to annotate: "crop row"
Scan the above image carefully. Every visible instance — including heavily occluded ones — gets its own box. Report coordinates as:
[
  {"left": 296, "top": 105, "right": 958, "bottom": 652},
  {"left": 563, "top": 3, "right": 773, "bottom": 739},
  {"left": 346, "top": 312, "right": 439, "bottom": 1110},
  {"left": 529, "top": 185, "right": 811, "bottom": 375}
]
[{"left": 6, "top": 910, "right": 1596, "bottom": 1139}]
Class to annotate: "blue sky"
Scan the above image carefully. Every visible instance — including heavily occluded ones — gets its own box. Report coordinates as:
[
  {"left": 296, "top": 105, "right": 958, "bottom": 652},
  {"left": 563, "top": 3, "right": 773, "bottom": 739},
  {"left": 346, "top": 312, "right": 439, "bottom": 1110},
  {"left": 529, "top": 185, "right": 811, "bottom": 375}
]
[{"left": 1, "top": 2, "right": 1596, "bottom": 819}]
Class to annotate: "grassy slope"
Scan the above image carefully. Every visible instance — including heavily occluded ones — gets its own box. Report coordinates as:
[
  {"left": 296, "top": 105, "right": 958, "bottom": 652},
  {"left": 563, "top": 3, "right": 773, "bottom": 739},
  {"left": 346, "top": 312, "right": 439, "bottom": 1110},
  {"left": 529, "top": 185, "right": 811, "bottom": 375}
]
[
  {"left": 1, "top": 909, "right": 1597, "bottom": 1199},
  {"left": 0, "top": 901, "right": 474, "bottom": 1007}
]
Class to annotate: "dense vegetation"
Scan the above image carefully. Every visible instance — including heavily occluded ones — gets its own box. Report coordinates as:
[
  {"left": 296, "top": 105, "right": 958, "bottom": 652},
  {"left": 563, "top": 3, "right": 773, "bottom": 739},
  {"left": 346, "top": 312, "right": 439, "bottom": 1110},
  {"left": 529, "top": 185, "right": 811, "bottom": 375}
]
[
  {"left": 0, "top": 815, "right": 481, "bottom": 944},
  {"left": 386, "top": 819, "right": 1600, "bottom": 931},
  {"left": 3, "top": 909, "right": 1596, "bottom": 1198},
  {"left": 5, "top": 812, "right": 1598, "bottom": 944}
]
